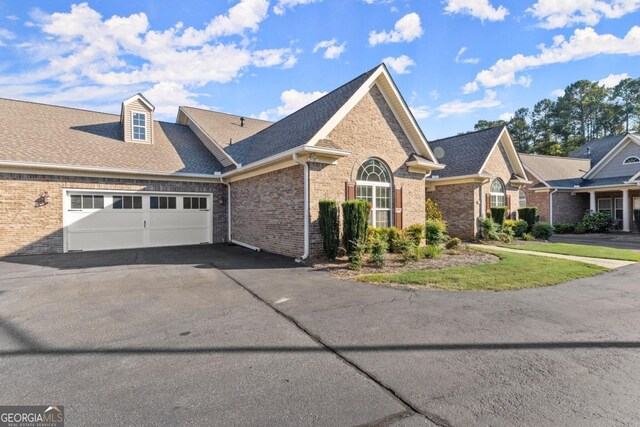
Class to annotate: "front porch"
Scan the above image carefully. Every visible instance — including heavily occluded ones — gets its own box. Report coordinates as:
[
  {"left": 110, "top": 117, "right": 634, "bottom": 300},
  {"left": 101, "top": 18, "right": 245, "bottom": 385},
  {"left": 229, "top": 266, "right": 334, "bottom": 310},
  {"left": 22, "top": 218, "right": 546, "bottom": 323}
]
[{"left": 582, "top": 187, "right": 640, "bottom": 233}]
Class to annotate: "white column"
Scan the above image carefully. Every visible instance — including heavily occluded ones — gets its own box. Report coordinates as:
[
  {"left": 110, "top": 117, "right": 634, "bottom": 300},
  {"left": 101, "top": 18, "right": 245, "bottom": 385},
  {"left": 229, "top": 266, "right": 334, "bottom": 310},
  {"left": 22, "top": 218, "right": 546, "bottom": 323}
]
[
  {"left": 589, "top": 191, "right": 596, "bottom": 212},
  {"left": 623, "top": 189, "right": 630, "bottom": 232}
]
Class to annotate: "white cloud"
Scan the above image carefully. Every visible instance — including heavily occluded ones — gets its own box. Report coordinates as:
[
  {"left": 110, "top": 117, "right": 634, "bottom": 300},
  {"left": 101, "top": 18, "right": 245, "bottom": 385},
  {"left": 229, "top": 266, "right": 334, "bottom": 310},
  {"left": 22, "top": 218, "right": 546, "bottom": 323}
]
[
  {"left": 462, "top": 81, "right": 479, "bottom": 94},
  {"left": 455, "top": 47, "right": 480, "bottom": 64},
  {"left": 369, "top": 13, "right": 423, "bottom": 46},
  {"left": 383, "top": 55, "right": 415, "bottom": 74},
  {"left": 313, "top": 39, "right": 346, "bottom": 59},
  {"left": 0, "top": 1, "right": 300, "bottom": 119},
  {"left": 528, "top": 0, "right": 640, "bottom": 29},
  {"left": 0, "top": 28, "right": 16, "bottom": 44},
  {"left": 429, "top": 90, "right": 440, "bottom": 100},
  {"left": 410, "top": 105, "right": 431, "bottom": 119},
  {"left": 444, "top": 0, "right": 509, "bottom": 21},
  {"left": 499, "top": 112, "right": 513, "bottom": 121},
  {"left": 6, "top": 15, "right": 19, "bottom": 21},
  {"left": 363, "top": 0, "right": 394, "bottom": 3},
  {"left": 551, "top": 88, "right": 565, "bottom": 97},
  {"left": 466, "top": 26, "right": 640, "bottom": 91},
  {"left": 257, "top": 89, "right": 327, "bottom": 120},
  {"left": 143, "top": 82, "right": 208, "bottom": 117},
  {"left": 273, "top": 0, "right": 321, "bottom": 15},
  {"left": 598, "top": 72, "right": 630, "bottom": 88},
  {"left": 436, "top": 90, "right": 501, "bottom": 118}
]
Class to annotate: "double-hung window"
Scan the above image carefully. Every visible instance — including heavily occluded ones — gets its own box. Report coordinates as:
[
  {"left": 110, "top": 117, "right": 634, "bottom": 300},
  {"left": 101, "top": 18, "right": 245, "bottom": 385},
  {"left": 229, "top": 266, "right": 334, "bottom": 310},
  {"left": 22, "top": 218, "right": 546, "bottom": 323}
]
[
  {"left": 597, "top": 198, "right": 612, "bottom": 217},
  {"left": 355, "top": 159, "right": 392, "bottom": 227},
  {"left": 132, "top": 112, "right": 147, "bottom": 141},
  {"left": 490, "top": 179, "right": 506, "bottom": 208}
]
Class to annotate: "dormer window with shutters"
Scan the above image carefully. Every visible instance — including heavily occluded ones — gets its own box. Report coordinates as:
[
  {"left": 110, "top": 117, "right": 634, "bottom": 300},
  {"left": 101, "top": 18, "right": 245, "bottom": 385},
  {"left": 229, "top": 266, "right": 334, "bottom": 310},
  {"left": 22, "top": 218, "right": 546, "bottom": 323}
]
[{"left": 120, "top": 93, "right": 154, "bottom": 144}]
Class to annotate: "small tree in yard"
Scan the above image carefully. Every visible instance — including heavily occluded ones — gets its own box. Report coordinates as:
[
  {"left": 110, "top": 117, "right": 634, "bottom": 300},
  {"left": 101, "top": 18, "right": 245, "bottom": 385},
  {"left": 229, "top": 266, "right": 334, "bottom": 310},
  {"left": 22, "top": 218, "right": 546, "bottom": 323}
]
[
  {"left": 342, "top": 200, "right": 369, "bottom": 256},
  {"left": 425, "top": 199, "right": 443, "bottom": 221},
  {"left": 318, "top": 200, "right": 339, "bottom": 259},
  {"left": 490, "top": 207, "right": 507, "bottom": 226},
  {"left": 518, "top": 207, "right": 538, "bottom": 232}
]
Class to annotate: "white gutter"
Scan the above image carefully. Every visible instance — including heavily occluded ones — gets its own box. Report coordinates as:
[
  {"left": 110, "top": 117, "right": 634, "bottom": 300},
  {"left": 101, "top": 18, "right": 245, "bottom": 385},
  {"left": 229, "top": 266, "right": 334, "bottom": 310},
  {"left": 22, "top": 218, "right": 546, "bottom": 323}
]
[
  {"left": 218, "top": 177, "right": 260, "bottom": 252},
  {"left": 549, "top": 189, "right": 558, "bottom": 225},
  {"left": 292, "top": 153, "right": 310, "bottom": 262}
]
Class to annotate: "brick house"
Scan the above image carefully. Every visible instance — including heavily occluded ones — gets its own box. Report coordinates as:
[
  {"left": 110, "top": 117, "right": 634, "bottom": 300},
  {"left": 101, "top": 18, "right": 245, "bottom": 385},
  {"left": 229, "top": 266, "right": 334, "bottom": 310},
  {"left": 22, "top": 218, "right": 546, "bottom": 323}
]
[
  {"left": 425, "top": 126, "right": 530, "bottom": 239},
  {"left": 0, "top": 64, "right": 443, "bottom": 259},
  {"left": 521, "top": 133, "right": 640, "bottom": 232}
]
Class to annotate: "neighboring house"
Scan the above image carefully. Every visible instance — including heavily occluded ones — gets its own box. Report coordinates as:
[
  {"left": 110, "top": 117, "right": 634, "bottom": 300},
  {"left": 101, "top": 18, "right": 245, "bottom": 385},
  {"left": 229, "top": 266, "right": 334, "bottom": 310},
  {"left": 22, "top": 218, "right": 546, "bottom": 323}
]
[
  {"left": 425, "top": 126, "right": 530, "bottom": 239},
  {"left": 0, "top": 64, "right": 443, "bottom": 258},
  {"left": 521, "top": 133, "right": 640, "bottom": 232}
]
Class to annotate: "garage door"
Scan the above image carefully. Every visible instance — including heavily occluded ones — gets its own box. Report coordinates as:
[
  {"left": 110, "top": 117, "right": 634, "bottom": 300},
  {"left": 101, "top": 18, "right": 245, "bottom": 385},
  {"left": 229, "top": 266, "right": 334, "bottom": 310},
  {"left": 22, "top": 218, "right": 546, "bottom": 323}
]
[{"left": 63, "top": 190, "right": 213, "bottom": 252}]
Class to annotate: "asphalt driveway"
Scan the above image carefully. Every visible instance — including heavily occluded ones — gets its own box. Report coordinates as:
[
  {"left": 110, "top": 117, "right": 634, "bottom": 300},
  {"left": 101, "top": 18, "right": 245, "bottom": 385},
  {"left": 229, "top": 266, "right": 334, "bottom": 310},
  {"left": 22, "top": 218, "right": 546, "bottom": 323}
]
[{"left": 2, "top": 245, "right": 640, "bottom": 426}]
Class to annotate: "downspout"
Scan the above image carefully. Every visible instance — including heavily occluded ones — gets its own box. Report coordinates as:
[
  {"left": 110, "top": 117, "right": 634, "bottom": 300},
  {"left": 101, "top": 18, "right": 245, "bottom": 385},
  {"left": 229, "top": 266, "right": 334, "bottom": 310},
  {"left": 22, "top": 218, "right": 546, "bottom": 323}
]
[
  {"left": 218, "top": 177, "right": 260, "bottom": 252},
  {"left": 292, "top": 153, "right": 310, "bottom": 262},
  {"left": 549, "top": 189, "right": 558, "bottom": 226}
]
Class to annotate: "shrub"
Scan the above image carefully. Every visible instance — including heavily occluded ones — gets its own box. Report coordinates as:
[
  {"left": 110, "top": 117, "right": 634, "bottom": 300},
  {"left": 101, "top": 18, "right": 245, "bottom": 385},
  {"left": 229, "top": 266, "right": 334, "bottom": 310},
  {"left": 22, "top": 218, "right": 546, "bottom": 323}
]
[
  {"left": 553, "top": 223, "right": 576, "bottom": 234},
  {"left": 348, "top": 240, "right": 368, "bottom": 270},
  {"left": 386, "top": 227, "right": 401, "bottom": 253},
  {"left": 342, "top": 200, "right": 369, "bottom": 255},
  {"left": 370, "top": 235, "right": 387, "bottom": 268},
  {"left": 490, "top": 206, "right": 507, "bottom": 226},
  {"left": 513, "top": 220, "right": 528, "bottom": 238},
  {"left": 418, "top": 244, "right": 441, "bottom": 259},
  {"left": 318, "top": 200, "right": 340, "bottom": 259},
  {"left": 395, "top": 234, "right": 418, "bottom": 263},
  {"left": 425, "top": 199, "right": 443, "bottom": 221},
  {"left": 479, "top": 217, "right": 500, "bottom": 240},
  {"left": 406, "top": 223, "right": 425, "bottom": 246},
  {"left": 425, "top": 219, "right": 447, "bottom": 245},
  {"left": 532, "top": 222, "right": 554, "bottom": 240},
  {"left": 518, "top": 207, "right": 538, "bottom": 232},
  {"left": 579, "top": 211, "right": 612, "bottom": 233},
  {"left": 500, "top": 232, "right": 512, "bottom": 243},
  {"left": 522, "top": 232, "right": 534, "bottom": 241},
  {"left": 503, "top": 219, "right": 516, "bottom": 234},
  {"left": 574, "top": 222, "right": 587, "bottom": 234},
  {"left": 445, "top": 237, "right": 461, "bottom": 249}
]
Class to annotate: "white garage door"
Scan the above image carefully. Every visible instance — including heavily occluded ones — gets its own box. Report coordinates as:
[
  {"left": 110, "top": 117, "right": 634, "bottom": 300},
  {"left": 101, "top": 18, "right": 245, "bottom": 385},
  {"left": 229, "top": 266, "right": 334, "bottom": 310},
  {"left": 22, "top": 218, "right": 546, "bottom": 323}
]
[{"left": 63, "top": 190, "right": 213, "bottom": 252}]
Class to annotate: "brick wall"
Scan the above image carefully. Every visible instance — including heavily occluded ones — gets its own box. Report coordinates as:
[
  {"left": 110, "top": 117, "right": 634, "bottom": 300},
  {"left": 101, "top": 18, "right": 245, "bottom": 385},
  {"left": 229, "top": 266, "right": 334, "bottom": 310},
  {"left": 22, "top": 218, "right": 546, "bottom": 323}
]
[
  {"left": 230, "top": 165, "right": 304, "bottom": 258},
  {"left": 308, "top": 85, "right": 427, "bottom": 257},
  {"left": 426, "top": 183, "right": 478, "bottom": 240},
  {"left": 553, "top": 192, "right": 589, "bottom": 224},
  {"left": 0, "top": 172, "right": 226, "bottom": 256},
  {"left": 521, "top": 178, "right": 551, "bottom": 222}
]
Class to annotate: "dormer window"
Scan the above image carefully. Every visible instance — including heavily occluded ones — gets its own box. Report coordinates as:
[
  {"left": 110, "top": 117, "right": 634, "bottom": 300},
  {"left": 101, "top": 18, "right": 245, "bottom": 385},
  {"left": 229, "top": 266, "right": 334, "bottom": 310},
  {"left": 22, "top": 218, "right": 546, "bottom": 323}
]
[
  {"left": 623, "top": 156, "right": 640, "bottom": 165},
  {"left": 132, "top": 112, "right": 147, "bottom": 141}
]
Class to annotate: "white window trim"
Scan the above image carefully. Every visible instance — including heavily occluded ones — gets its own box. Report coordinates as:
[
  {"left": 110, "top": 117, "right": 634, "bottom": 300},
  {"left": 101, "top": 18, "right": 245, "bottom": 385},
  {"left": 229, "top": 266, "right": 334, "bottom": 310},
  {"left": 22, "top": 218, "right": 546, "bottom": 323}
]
[
  {"left": 356, "top": 180, "right": 392, "bottom": 228},
  {"left": 623, "top": 156, "right": 640, "bottom": 165},
  {"left": 490, "top": 179, "right": 506, "bottom": 208},
  {"left": 131, "top": 111, "right": 148, "bottom": 142},
  {"left": 597, "top": 197, "right": 613, "bottom": 214},
  {"left": 518, "top": 190, "right": 526, "bottom": 208}
]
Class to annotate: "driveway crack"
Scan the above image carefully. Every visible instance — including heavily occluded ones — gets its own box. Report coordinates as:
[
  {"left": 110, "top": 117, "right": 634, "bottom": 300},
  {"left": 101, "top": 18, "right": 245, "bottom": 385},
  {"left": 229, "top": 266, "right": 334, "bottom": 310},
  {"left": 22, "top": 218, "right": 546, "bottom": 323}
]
[{"left": 210, "top": 263, "right": 452, "bottom": 427}]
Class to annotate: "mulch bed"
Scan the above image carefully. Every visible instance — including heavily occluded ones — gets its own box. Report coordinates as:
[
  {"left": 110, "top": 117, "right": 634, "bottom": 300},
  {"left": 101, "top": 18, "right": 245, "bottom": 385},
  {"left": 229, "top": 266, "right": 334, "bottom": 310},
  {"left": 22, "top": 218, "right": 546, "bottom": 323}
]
[{"left": 311, "top": 245, "right": 499, "bottom": 279}]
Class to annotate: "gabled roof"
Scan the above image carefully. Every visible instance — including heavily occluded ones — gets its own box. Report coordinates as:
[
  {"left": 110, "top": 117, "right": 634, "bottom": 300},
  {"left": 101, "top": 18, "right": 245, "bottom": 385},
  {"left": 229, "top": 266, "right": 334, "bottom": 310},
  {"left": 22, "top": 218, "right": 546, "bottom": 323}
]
[
  {"left": 520, "top": 153, "right": 591, "bottom": 186},
  {"left": 429, "top": 126, "right": 505, "bottom": 178},
  {"left": 224, "top": 66, "right": 379, "bottom": 166},
  {"left": 569, "top": 134, "right": 627, "bottom": 165},
  {"left": 178, "top": 107, "right": 272, "bottom": 149},
  {"left": 0, "top": 98, "right": 223, "bottom": 175},
  {"left": 582, "top": 133, "right": 640, "bottom": 179},
  {"left": 543, "top": 176, "right": 635, "bottom": 189}
]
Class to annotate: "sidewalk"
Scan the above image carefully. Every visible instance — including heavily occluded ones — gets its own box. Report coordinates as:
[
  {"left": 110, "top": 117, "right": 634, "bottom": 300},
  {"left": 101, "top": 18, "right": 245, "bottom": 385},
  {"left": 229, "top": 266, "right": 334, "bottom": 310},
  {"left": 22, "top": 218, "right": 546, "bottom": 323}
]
[{"left": 468, "top": 244, "right": 636, "bottom": 269}]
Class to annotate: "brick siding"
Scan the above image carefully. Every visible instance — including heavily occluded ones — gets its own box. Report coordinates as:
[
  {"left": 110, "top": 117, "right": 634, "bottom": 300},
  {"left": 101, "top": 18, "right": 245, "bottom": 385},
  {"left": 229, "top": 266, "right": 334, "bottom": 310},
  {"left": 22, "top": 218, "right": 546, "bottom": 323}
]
[
  {"left": 427, "top": 183, "right": 478, "bottom": 240},
  {"left": 0, "top": 172, "right": 226, "bottom": 256},
  {"left": 553, "top": 192, "right": 589, "bottom": 224},
  {"left": 308, "top": 85, "right": 427, "bottom": 257},
  {"left": 230, "top": 165, "right": 304, "bottom": 258},
  {"left": 521, "top": 178, "right": 551, "bottom": 222}
]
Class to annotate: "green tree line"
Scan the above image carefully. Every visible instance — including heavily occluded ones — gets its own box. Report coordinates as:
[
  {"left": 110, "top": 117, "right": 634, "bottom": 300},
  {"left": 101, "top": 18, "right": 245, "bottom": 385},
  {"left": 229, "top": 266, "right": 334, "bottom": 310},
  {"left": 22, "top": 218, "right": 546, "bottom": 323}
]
[{"left": 474, "top": 77, "right": 640, "bottom": 155}]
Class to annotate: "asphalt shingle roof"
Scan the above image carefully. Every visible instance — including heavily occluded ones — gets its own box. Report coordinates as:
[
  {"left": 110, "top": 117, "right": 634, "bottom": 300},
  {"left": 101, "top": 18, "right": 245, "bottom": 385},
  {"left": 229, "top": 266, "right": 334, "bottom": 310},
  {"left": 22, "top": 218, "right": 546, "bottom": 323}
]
[
  {"left": 0, "top": 98, "right": 223, "bottom": 175},
  {"left": 429, "top": 126, "right": 504, "bottom": 178},
  {"left": 180, "top": 106, "right": 272, "bottom": 149},
  {"left": 223, "top": 65, "right": 380, "bottom": 166},
  {"left": 568, "top": 134, "right": 630, "bottom": 165},
  {"left": 544, "top": 176, "right": 635, "bottom": 188},
  {"left": 520, "top": 153, "right": 590, "bottom": 182}
]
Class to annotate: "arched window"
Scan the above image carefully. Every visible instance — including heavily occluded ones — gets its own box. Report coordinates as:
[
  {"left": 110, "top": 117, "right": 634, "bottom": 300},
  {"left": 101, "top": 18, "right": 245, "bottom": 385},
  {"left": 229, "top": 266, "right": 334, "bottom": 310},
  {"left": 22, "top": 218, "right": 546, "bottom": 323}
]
[
  {"left": 623, "top": 156, "right": 640, "bottom": 165},
  {"left": 519, "top": 190, "right": 526, "bottom": 208},
  {"left": 490, "top": 178, "right": 506, "bottom": 208},
  {"left": 356, "top": 159, "right": 392, "bottom": 227}
]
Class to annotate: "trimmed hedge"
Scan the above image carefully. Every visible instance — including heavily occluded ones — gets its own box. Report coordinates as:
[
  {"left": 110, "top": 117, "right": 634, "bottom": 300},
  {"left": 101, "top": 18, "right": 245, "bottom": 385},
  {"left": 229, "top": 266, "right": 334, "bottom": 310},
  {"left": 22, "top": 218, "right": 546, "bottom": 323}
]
[
  {"left": 342, "top": 200, "right": 369, "bottom": 255},
  {"left": 532, "top": 222, "right": 554, "bottom": 240},
  {"left": 406, "top": 223, "right": 425, "bottom": 246},
  {"left": 318, "top": 200, "right": 340, "bottom": 259},
  {"left": 553, "top": 223, "right": 576, "bottom": 234},
  {"left": 518, "top": 207, "right": 538, "bottom": 232},
  {"left": 425, "top": 219, "right": 447, "bottom": 245},
  {"left": 490, "top": 206, "right": 507, "bottom": 226}
]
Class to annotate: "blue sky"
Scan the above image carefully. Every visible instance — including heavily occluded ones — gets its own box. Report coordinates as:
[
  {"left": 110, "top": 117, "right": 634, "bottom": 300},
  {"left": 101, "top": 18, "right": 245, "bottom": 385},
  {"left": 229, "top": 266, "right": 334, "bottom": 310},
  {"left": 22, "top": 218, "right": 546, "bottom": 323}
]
[{"left": 0, "top": 0, "right": 639, "bottom": 139}]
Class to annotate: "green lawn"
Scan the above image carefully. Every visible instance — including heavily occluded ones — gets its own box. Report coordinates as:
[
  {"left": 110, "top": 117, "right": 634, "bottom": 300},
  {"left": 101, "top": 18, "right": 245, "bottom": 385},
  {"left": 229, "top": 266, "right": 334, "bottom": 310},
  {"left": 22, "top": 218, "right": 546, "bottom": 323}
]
[
  {"left": 498, "top": 242, "right": 640, "bottom": 262},
  {"left": 357, "top": 249, "right": 608, "bottom": 291}
]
